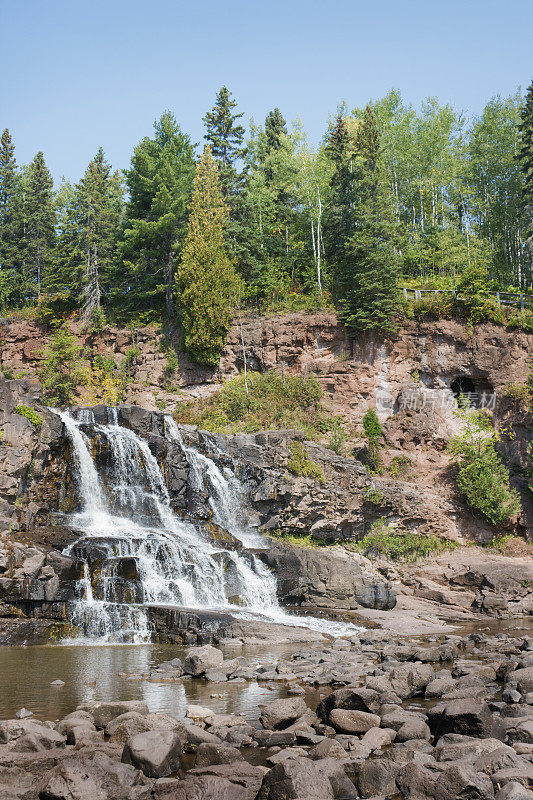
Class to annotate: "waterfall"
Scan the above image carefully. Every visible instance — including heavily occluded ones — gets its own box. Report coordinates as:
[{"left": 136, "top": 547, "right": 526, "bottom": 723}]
[
  {"left": 57, "top": 410, "right": 280, "bottom": 642},
  {"left": 57, "top": 409, "right": 355, "bottom": 643}
]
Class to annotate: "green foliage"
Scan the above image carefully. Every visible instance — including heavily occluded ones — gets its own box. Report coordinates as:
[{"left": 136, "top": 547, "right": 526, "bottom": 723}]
[
  {"left": 39, "top": 327, "right": 87, "bottom": 406},
  {"left": 354, "top": 518, "right": 455, "bottom": 561},
  {"left": 327, "top": 418, "right": 348, "bottom": 455},
  {"left": 363, "top": 488, "right": 386, "bottom": 505},
  {"left": 447, "top": 408, "right": 521, "bottom": 525},
  {"left": 268, "top": 530, "right": 323, "bottom": 548},
  {"left": 1, "top": 365, "right": 14, "bottom": 380},
  {"left": 362, "top": 407, "right": 383, "bottom": 472},
  {"left": 176, "top": 147, "right": 238, "bottom": 366},
  {"left": 287, "top": 441, "right": 326, "bottom": 484},
  {"left": 337, "top": 106, "right": 400, "bottom": 333},
  {"left": 508, "top": 310, "right": 533, "bottom": 332},
  {"left": 176, "top": 370, "right": 326, "bottom": 436},
  {"left": 13, "top": 404, "right": 42, "bottom": 427},
  {"left": 501, "top": 381, "right": 531, "bottom": 410},
  {"left": 388, "top": 454, "right": 414, "bottom": 480},
  {"left": 93, "top": 353, "right": 116, "bottom": 377}
]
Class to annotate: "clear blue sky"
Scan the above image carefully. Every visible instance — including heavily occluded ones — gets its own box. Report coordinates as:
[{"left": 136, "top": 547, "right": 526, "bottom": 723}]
[{"left": 1, "top": 0, "right": 531, "bottom": 183}]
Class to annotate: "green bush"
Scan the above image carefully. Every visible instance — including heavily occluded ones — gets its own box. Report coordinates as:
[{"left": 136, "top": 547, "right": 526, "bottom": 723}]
[
  {"left": 14, "top": 405, "right": 42, "bottom": 427},
  {"left": 362, "top": 408, "right": 383, "bottom": 472},
  {"left": 447, "top": 409, "right": 521, "bottom": 525},
  {"left": 328, "top": 418, "right": 348, "bottom": 455},
  {"left": 508, "top": 310, "right": 533, "bottom": 333},
  {"left": 176, "top": 369, "right": 327, "bottom": 436},
  {"left": 363, "top": 488, "right": 386, "bottom": 505},
  {"left": 39, "top": 327, "right": 88, "bottom": 406},
  {"left": 1, "top": 365, "right": 14, "bottom": 380},
  {"left": 388, "top": 454, "right": 414, "bottom": 479},
  {"left": 287, "top": 441, "right": 326, "bottom": 484},
  {"left": 354, "top": 518, "right": 455, "bottom": 561}
]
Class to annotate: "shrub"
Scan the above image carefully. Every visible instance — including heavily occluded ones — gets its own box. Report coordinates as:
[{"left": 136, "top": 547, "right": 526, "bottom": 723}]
[
  {"left": 362, "top": 408, "right": 383, "bottom": 472},
  {"left": 501, "top": 381, "right": 531, "bottom": 410},
  {"left": 508, "top": 310, "right": 533, "bottom": 333},
  {"left": 363, "top": 488, "right": 386, "bottom": 505},
  {"left": 89, "top": 307, "right": 106, "bottom": 333},
  {"left": 354, "top": 518, "right": 455, "bottom": 561},
  {"left": 14, "top": 405, "right": 43, "bottom": 427},
  {"left": 1, "top": 365, "right": 14, "bottom": 380},
  {"left": 176, "top": 369, "right": 327, "bottom": 436},
  {"left": 287, "top": 441, "right": 326, "bottom": 484},
  {"left": 447, "top": 409, "right": 521, "bottom": 525},
  {"left": 39, "top": 327, "right": 88, "bottom": 406},
  {"left": 388, "top": 454, "right": 414, "bottom": 479},
  {"left": 411, "top": 295, "right": 451, "bottom": 320},
  {"left": 328, "top": 418, "right": 348, "bottom": 455}
]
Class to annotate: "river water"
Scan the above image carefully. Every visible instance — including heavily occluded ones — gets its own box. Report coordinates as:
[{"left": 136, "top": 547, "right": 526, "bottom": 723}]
[{"left": 0, "top": 642, "right": 323, "bottom": 722}]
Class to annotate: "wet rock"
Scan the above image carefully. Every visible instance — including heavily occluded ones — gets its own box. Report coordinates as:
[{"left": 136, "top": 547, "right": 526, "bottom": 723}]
[
  {"left": 121, "top": 729, "right": 183, "bottom": 778},
  {"left": 428, "top": 698, "right": 496, "bottom": 740},
  {"left": 329, "top": 709, "right": 381, "bottom": 734},
  {"left": 188, "top": 763, "right": 268, "bottom": 800},
  {"left": 78, "top": 701, "right": 149, "bottom": 730},
  {"left": 259, "top": 697, "right": 308, "bottom": 731},
  {"left": 183, "top": 645, "right": 224, "bottom": 676},
  {"left": 257, "top": 756, "right": 335, "bottom": 799},
  {"left": 194, "top": 742, "right": 244, "bottom": 767}
]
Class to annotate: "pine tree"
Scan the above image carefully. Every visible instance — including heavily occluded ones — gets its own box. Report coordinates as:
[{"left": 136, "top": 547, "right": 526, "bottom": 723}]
[
  {"left": 340, "top": 105, "right": 400, "bottom": 333},
  {"left": 203, "top": 87, "right": 249, "bottom": 272},
  {"left": 0, "top": 129, "right": 21, "bottom": 305},
  {"left": 519, "top": 80, "right": 533, "bottom": 273},
  {"left": 115, "top": 113, "right": 194, "bottom": 319},
  {"left": 175, "top": 147, "right": 238, "bottom": 366},
  {"left": 25, "top": 152, "right": 56, "bottom": 300},
  {"left": 324, "top": 111, "right": 356, "bottom": 279},
  {"left": 48, "top": 148, "right": 123, "bottom": 321},
  {"left": 265, "top": 108, "right": 287, "bottom": 152}
]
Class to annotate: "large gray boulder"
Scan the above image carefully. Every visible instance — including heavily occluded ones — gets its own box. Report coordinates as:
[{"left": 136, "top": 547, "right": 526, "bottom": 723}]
[
  {"left": 121, "top": 729, "right": 183, "bottom": 778},
  {"left": 257, "top": 756, "right": 335, "bottom": 799},
  {"left": 259, "top": 541, "right": 396, "bottom": 610},
  {"left": 183, "top": 645, "right": 224, "bottom": 676},
  {"left": 260, "top": 697, "right": 308, "bottom": 731}
]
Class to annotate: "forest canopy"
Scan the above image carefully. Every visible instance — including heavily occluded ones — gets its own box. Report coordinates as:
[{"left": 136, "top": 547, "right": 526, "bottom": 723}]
[{"left": 1, "top": 82, "right": 533, "bottom": 362}]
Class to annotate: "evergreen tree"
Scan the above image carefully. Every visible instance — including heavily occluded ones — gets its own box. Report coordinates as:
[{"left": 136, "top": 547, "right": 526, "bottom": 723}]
[
  {"left": 265, "top": 108, "right": 287, "bottom": 152},
  {"left": 175, "top": 147, "right": 238, "bottom": 366},
  {"left": 115, "top": 112, "right": 194, "bottom": 319},
  {"left": 0, "top": 129, "right": 20, "bottom": 305},
  {"left": 340, "top": 105, "right": 400, "bottom": 333},
  {"left": 48, "top": 148, "right": 123, "bottom": 321},
  {"left": 324, "top": 111, "right": 355, "bottom": 280},
  {"left": 39, "top": 326, "right": 87, "bottom": 405},
  {"left": 203, "top": 87, "right": 249, "bottom": 271},
  {"left": 25, "top": 152, "right": 56, "bottom": 300},
  {"left": 519, "top": 80, "right": 533, "bottom": 274}
]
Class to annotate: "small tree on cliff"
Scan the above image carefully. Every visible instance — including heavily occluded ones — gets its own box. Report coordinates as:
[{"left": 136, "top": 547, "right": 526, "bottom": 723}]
[
  {"left": 175, "top": 146, "right": 238, "bottom": 366},
  {"left": 39, "top": 327, "right": 87, "bottom": 405},
  {"left": 362, "top": 407, "right": 383, "bottom": 472}
]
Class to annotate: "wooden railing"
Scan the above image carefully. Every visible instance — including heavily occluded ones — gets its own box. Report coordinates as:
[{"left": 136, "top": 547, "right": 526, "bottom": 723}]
[{"left": 400, "top": 287, "right": 533, "bottom": 311}]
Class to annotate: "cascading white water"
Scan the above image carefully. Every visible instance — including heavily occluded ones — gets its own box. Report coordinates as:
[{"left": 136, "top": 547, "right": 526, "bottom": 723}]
[
  {"left": 57, "top": 409, "right": 282, "bottom": 642},
  {"left": 57, "top": 408, "right": 356, "bottom": 643}
]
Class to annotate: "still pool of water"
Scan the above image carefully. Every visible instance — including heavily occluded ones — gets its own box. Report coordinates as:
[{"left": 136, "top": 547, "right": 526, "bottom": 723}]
[{"left": 0, "top": 643, "right": 320, "bottom": 722}]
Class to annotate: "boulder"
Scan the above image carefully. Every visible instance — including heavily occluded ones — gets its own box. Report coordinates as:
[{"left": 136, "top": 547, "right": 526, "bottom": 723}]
[
  {"left": 260, "top": 697, "right": 308, "bottom": 731},
  {"left": 257, "top": 756, "right": 335, "bottom": 799},
  {"left": 183, "top": 645, "right": 224, "bottom": 676},
  {"left": 428, "top": 698, "right": 496, "bottom": 740},
  {"left": 358, "top": 758, "right": 400, "bottom": 797},
  {"left": 194, "top": 743, "right": 244, "bottom": 767},
  {"left": 329, "top": 709, "right": 381, "bottom": 734},
  {"left": 79, "top": 701, "right": 149, "bottom": 730},
  {"left": 153, "top": 774, "right": 248, "bottom": 800},
  {"left": 122, "top": 729, "right": 183, "bottom": 778},
  {"left": 188, "top": 763, "right": 268, "bottom": 800}
]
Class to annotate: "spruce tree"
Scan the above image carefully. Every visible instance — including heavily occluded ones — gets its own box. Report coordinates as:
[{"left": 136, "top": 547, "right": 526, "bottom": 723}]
[
  {"left": 48, "top": 148, "right": 123, "bottom": 320},
  {"left": 265, "top": 108, "right": 288, "bottom": 152},
  {"left": 0, "top": 129, "right": 21, "bottom": 304},
  {"left": 519, "top": 80, "right": 533, "bottom": 273},
  {"left": 115, "top": 113, "right": 194, "bottom": 319},
  {"left": 324, "top": 111, "right": 355, "bottom": 280},
  {"left": 25, "top": 152, "right": 56, "bottom": 299},
  {"left": 340, "top": 105, "right": 400, "bottom": 334},
  {"left": 175, "top": 147, "right": 238, "bottom": 366},
  {"left": 203, "top": 87, "right": 249, "bottom": 271}
]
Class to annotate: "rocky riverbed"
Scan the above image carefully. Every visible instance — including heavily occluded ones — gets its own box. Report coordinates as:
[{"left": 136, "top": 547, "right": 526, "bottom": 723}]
[{"left": 4, "top": 628, "right": 533, "bottom": 799}]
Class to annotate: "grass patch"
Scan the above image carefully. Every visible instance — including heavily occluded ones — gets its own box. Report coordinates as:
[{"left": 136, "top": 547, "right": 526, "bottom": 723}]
[
  {"left": 13, "top": 405, "right": 43, "bottom": 427},
  {"left": 287, "top": 441, "right": 326, "bottom": 484},
  {"left": 175, "top": 370, "right": 332, "bottom": 437},
  {"left": 388, "top": 454, "right": 415, "bottom": 480},
  {"left": 485, "top": 534, "right": 533, "bottom": 556},
  {"left": 352, "top": 518, "right": 456, "bottom": 562},
  {"left": 268, "top": 530, "right": 326, "bottom": 548}
]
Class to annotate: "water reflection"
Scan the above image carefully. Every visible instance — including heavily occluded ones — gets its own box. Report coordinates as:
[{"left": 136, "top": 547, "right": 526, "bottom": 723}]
[{"left": 0, "top": 643, "right": 307, "bottom": 722}]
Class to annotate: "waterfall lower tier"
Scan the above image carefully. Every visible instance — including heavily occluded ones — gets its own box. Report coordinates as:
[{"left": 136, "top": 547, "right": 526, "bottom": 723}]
[{"left": 57, "top": 409, "right": 281, "bottom": 643}]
